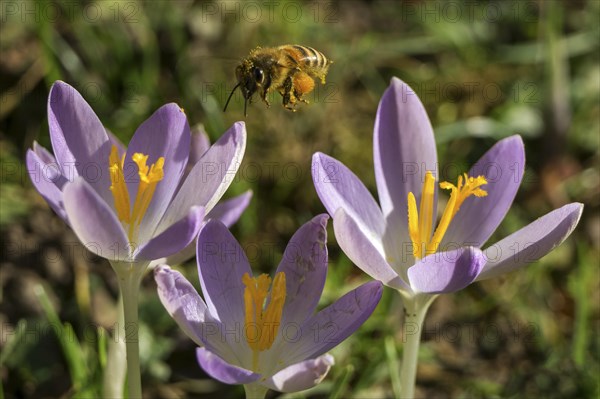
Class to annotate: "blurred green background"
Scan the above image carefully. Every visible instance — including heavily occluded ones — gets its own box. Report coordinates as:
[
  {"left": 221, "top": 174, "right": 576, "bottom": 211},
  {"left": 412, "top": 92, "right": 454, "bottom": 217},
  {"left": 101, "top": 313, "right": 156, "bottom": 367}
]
[{"left": 1, "top": 0, "right": 598, "bottom": 398}]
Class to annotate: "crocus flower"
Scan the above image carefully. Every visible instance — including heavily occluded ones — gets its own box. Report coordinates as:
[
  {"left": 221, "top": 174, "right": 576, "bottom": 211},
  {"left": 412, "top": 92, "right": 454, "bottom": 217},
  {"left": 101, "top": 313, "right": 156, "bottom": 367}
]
[
  {"left": 26, "top": 81, "right": 247, "bottom": 273},
  {"left": 26, "top": 81, "right": 248, "bottom": 397},
  {"left": 312, "top": 77, "right": 582, "bottom": 397},
  {"left": 155, "top": 215, "right": 383, "bottom": 397}
]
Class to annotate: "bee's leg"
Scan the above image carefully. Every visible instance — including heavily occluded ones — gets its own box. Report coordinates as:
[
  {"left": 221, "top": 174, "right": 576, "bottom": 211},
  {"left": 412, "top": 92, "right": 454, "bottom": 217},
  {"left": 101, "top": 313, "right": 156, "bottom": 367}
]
[
  {"left": 260, "top": 90, "right": 271, "bottom": 107},
  {"left": 282, "top": 75, "right": 297, "bottom": 111},
  {"left": 295, "top": 89, "right": 308, "bottom": 104},
  {"left": 260, "top": 79, "right": 272, "bottom": 107}
]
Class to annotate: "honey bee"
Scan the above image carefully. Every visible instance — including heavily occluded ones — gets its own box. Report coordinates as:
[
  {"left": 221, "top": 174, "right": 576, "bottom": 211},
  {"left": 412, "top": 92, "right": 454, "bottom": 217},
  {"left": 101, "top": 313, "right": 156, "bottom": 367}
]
[{"left": 223, "top": 45, "right": 333, "bottom": 116}]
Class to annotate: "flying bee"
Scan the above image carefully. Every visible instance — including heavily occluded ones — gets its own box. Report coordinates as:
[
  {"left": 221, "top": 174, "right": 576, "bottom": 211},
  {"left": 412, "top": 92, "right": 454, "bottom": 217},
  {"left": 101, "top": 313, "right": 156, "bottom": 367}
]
[{"left": 223, "top": 45, "right": 333, "bottom": 116}]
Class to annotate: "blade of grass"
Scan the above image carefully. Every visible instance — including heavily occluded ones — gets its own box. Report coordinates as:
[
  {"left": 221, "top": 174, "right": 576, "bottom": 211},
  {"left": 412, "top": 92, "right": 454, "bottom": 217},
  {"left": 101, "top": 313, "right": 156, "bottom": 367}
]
[
  {"left": 34, "top": 284, "right": 88, "bottom": 391},
  {"left": 330, "top": 364, "right": 354, "bottom": 399},
  {"left": 0, "top": 319, "right": 26, "bottom": 366},
  {"left": 98, "top": 327, "right": 108, "bottom": 369},
  {"left": 569, "top": 242, "right": 592, "bottom": 367}
]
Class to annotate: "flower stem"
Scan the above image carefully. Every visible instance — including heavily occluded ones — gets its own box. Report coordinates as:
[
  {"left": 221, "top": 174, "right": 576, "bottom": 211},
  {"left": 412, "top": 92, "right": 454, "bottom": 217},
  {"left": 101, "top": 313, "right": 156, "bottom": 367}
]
[
  {"left": 398, "top": 296, "right": 432, "bottom": 399},
  {"left": 117, "top": 269, "right": 143, "bottom": 399},
  {"left": 243, "top": 383, "right": 268, "bottom": 399},
  {"left": 103, "top": 293, "right": 126, "bottom": 398}
]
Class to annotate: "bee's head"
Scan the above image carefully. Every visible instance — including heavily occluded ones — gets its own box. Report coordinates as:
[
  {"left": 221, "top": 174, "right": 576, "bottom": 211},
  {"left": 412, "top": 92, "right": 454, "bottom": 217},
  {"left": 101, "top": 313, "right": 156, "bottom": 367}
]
[
  {"left": 236, "top": 61, "right": 265, "bottom": 100},
  {"left": 224, "top": 59, "right": 265, "bottom": 117}
]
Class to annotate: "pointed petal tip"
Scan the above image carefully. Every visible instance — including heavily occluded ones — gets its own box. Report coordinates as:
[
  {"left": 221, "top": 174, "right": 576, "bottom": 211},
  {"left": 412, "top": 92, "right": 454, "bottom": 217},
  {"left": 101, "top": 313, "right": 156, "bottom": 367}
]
[
  {"left": 367, "top": 279, "right": 385, "bottom": 296},
  {"left": 153, "top": 264, "right": 170, "bottom": 276},
  {"left": 499, "top": 134, "right": 525, "bottom": 159},
  {"left": 478, "top": 202, "right": 584, "bottom": 281},
  {"left": 164, "top": 102, "right": 186, "bottom": 113},
  {"left": 50, "top": 80, "right": 70, "bottom": 91},
  {"left": 154, "top": 102, "right": 189, "bottom": 119},
  {"left": 389, "top": 76, "right": 411, "bottom": 89},
  {"left": 313, "top": 151, "right": 332, "bottom": 163},
  {"left": 362, "top": 279, "right": 385, "bottom": 303},
  {"left": 386, "top": 77, "right": 421, "bottom": 100},
  {"left": 48, "top": 80, "right": 76, "bottom": 103},
  {"left": 230, "top": 121, "right": 247, "bottom": 141},
  {"left": 312, "top": 213, "right": 330, "bottom": 228},
  {"left": 312, "top": 151, "right": 324, "bottom": 160}
]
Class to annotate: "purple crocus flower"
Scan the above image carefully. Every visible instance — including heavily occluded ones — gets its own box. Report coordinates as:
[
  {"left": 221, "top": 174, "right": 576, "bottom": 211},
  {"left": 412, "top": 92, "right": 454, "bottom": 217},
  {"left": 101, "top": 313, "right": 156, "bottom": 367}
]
[
  {"left": 26, "top": 81, "right": 247, "bottom": 271},
  {"left": 312, "top": 77, "right": 583, "bottom": 397},
  {"left": 312, "top": 77, "right": 583, "bottom": 298},
  {"left": 155, "top": 215, "right": 383, "bottom": 396}
]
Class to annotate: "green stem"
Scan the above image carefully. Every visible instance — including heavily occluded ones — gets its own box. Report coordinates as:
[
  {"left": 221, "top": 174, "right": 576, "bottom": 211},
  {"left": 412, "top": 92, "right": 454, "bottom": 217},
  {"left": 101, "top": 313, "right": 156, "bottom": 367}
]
[
  {"left": 117, "top": 269, "right": 143, "bottom": 399},
  {"left": 398, "top": 296, "right": 433, "bottom": 399},
  {"left": 103, "top": 293, "right": 126, "bottom": 398},
  {"left": 243, "top": 383, "right": 269, "bottom": 399}
]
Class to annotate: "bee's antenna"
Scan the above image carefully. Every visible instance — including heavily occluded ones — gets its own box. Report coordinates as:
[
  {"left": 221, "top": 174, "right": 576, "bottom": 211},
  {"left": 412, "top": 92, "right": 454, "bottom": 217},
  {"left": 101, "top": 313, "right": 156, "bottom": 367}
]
[
  {"left": 244, "top": 97, "right": 248, "bottom": 117},
  {"left": 223, "top": 83, "right": 240, "bottom": 113}
]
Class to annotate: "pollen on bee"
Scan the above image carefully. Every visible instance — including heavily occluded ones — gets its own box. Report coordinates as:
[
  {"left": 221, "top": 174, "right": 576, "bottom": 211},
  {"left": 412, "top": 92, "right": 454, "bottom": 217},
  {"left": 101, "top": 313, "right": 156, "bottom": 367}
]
[{"left": 293, "top": 72, "right": 315, "bottom": 96}]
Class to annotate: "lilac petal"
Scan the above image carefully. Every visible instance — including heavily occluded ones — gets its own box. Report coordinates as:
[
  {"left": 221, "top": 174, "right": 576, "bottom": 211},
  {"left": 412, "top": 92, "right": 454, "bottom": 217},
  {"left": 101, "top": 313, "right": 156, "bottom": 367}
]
[
  {"left": 62, "top": 178, "right": 129, "bottom": 261},
  {"left": 407, "top": 247, "right": 486, "bottom": 294},
  {"left": 478, "top": 203, "right": 583, "bottom": 281},
  {"left": 26, "top": 149, "right": 68, "bottom": 222},
  {"left": 136, "top": 206, "right": 204, "bottom": 261},
  {"left": 154, "top": 265, "right": 208, "bottom": 346},
  {"left": 124, "top": 104, "right": 191, "bottom": 240},
  {"left": 262, "top": 354, "right": 334, "bottom": 393},
  {"left": 159, "top": 122, "right": 246, "bottom": 231},
  {"left": 196, "top": 348, "right": 260, "bottom": 385},
  {"left": 443, "top": 135, "right": 525, "bottom": 248},
  {"left": 180, "top": 127, "right": 212, "bottom": 184},
  {"left": 189, "top": 126, "right": 212, "bottom": 165},
  {"left": 153, "top": 267, "right": 243, "bottom": 366},
  {"left": 333, "top": 208, "right": 408, "bottom": 290},
  {"left": 206, "top": 190, "right": 253, "bottom": 227},
  {"left": 33, "top": 141, "right": 62, "bottom": 174},
  {"left": 374, "top": 78, "right": 438, "bottom": 250},
  {"left": 312, "top": 152, "right": 385, "bottom": 237},
  {"left": 32, "top": 142, "right": 68, "bottom": 190},
  {"left": 276, "top": 215, "right": 329, "bottom": 328},
  {"left": 148, "top": 240, "right": 196, "bottom": 273},
  {"left": 47, "top": 81, "right": 112, "bottom": 202},
  {"left": 286, "top": 281, "right": 383, "bottom": 364},
  {"left": 196, "top": 219, "right": 251, "bottom": 328}
]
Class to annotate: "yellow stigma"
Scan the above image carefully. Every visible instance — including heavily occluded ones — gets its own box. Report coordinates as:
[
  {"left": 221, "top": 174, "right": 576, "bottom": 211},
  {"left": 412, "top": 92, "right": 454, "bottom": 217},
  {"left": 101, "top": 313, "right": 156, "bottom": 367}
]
[
  {"left": 108, "top": 145, "right": 165, "bottom": 241},
  {"left": 407, "top": 171, "right": 488, "bottom": 259},
  {"left": 243, "top": 272, "right": 286, "bottom": 372}
]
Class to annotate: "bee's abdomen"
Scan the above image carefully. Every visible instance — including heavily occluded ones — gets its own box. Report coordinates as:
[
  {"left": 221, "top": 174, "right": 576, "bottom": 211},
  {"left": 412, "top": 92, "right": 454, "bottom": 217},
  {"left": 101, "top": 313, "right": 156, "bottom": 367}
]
[{"left": 284, "top": 45, "right": 331, "bottom": 71}]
